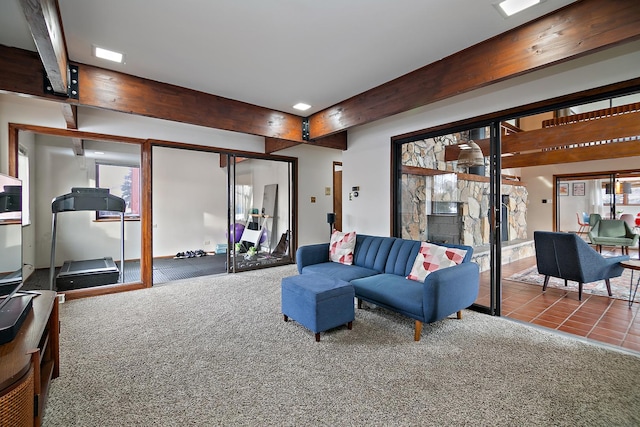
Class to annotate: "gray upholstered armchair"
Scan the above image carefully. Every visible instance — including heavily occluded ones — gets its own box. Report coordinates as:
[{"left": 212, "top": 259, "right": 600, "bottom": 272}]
[
  {"left": 588, "top": 219, "right": 639, "bottom": 255},
  {"left": 533, "top": 231, "right": 629, "bottom": 301}
]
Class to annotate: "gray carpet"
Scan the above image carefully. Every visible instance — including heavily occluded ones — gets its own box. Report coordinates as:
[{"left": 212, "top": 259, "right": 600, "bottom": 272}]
[{"left": 43, "top": 265, "right": 640, "bottom": 426}]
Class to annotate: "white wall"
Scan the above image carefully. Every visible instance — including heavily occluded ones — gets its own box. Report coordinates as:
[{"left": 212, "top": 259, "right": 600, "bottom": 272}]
[
  {"left": 0, "top": 95, "right": 67, "bottom": 173},
  {"left": 279, "top": 145, "right": 342, "bottom": 246},
  {"left": 152, "top": 147, "right": 227, "bottom": 256},
  {"left": 342, "top": 40, "right": 640, "bottom": 237}
]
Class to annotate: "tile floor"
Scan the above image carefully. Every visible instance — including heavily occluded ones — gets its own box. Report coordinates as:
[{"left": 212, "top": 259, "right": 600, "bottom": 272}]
[{"left": 478, "top": 256, "right": 640, "bottom": 353}]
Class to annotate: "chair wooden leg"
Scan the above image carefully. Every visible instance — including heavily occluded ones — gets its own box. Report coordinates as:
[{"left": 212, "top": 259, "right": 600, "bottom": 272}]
[
  {"left": 414, "top": 320, "right": 422, "bottom": 342},
  {"left": 542, "top": 276, "right": 550, "bottom": 291},
  {"left": 457, "top": 310, "right": 462, "bottom": 320},
  {"left": 605, "top": 279, "right": 612, "bottom": 296},
  {"left": 283, "top": 314, "right": 288, "bottom": 322},
  {"left": 315, "top": 333, "right": 320, "bottom": 342},
  {"left": 578, "top": 283, "right": 583, "bottom": 301}
]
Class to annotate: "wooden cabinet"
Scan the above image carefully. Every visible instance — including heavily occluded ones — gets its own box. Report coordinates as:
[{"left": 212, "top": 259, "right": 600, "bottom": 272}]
[{"left": 0, "top": 291, "right": 60, "bottom": 427}]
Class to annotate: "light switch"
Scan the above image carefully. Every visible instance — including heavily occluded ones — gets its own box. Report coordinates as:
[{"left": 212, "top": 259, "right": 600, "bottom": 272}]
[
  {"left": 325, "top": 187, "right": 331, "bottom": 195},
  {"left": 311, "top": 196, "right": 316, "bottom": 203}
]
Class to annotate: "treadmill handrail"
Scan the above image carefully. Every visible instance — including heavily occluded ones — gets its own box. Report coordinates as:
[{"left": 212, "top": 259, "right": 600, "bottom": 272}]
[
  {"left": 49, "top": 188, "right": 126, "bottom": 290},
  {"left": 51, "top": 187, "right": 126, "bottom": 213}
]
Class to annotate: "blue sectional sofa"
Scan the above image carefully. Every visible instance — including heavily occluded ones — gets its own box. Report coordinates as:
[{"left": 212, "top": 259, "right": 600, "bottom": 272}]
[{"left": 296, "top": 234, "right": 480, "bottom": 341}]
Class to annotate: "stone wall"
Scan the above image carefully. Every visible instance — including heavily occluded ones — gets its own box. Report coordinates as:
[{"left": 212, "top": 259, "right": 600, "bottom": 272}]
[{"left": 400, "top": 136, "right": 529, "bottom": 247}]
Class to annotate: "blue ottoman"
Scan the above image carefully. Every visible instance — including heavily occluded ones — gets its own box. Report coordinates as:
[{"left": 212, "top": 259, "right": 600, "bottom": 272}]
[{"left": 281, "top": 273, "right": 355, "bottom": 342}]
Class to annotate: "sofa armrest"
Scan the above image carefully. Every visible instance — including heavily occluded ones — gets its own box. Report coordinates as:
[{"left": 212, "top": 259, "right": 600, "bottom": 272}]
[
  {"left": 296, "top": 243, "right": 330, "bottom": 273},
  {"left": 422, "top": 262, "right": 480, "bottom": 323}
]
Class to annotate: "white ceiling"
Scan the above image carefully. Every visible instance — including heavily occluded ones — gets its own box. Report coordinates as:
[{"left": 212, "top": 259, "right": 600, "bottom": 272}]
[{"left": 0, "top": 0, "right": 576, "bottom": 116}]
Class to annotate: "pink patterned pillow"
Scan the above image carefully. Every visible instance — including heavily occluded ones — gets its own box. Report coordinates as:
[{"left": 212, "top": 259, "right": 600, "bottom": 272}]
[
  {"left": 329, "top": 230, "right": 356, "bottom": 265},
  {"left": 407, "top": 242, "right": 467, "bottom": 282}
]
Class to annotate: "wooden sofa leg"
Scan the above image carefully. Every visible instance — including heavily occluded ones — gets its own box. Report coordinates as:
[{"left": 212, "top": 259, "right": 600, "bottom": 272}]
[
  {"left": 357, "top": 298, "right": 363, "bottom": 309},
  {"left": 457, "top": 310, "right": 462, "bottom": 320},
  {"left": 542, "top": 276, "right": 550, "bottom": 291},
  {"left": 414, "top": 320, "right": 422, "bottom": 341}
]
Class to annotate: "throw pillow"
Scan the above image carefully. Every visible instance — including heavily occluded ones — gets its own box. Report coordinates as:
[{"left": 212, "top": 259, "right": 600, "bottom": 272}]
[
  {"left": 407, "top": 242, "right": 467, "bottom": 282},
  {"left": 329, "top": 230, "right": 356, "bottom": 265}
]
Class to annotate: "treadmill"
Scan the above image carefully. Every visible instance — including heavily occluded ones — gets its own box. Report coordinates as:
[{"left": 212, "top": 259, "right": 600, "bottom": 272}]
[{"left": 49, "top": 188, "right": 126, "bottom": 291}]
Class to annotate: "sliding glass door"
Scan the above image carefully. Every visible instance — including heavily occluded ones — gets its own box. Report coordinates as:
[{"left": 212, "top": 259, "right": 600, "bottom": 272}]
[
  {"left": 227, "top": 155, "right": 293, "bottom": 272},
  {"left": 394, "top": 124, "right": 506, "bottom": 315}
]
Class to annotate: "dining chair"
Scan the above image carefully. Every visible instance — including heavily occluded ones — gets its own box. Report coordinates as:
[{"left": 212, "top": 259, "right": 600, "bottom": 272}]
[
  {"left": 620, "top": 213, "right": 635, "bottom": 229},
  {"left": 576, "top": 212, "right": 589, "bottom": 234}
]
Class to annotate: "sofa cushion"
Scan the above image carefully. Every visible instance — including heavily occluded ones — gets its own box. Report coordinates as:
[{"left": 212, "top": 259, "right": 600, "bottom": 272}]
[
  {"left": 351, "top": 274, "right": 423, "bottom": 317},
  {"left": 330, "top": 230, "right": 356, "bottom": 265},
  {"left": 406, "top": 242, "right": 467, "bottom": 282},
  {"left": 301, "top": 262, "right": 379, "bottom": 282},
  {"left": 352, "top": 235, "right": 396, "bottom": 271},
  {"left": 597, "top": 220, "right": 627, "bottom": 238}
]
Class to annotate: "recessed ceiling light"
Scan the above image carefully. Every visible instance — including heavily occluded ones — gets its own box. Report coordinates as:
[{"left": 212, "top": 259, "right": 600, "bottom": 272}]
[
  {"left": 293, "top": 103, "right": 311, "bottom": 111},
  {"left": 93, "top": 45, "right": 124, "bottom": 63},
  {"left": 94, "top": 151, "right": 105, "bottom": 155},
  {"left": 494, "top": 0, "right": 544, "bottom": 18}
]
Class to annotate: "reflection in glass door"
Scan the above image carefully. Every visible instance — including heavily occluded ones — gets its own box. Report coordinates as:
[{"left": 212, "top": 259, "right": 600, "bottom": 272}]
[
  {"left": 395, "top": 124, "right": 507, "bottom": 315},
  {"left": 227, "top": 155, "right": 293, "bottom": 273}
]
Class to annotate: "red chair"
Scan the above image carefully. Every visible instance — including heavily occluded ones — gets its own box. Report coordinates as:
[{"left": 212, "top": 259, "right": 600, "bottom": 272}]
[
  {"left": 636, "top": 213, "right": 640, "bottom": 227},
  {"left": 576, "top": 212, "right": 589, "bottom": 234}
]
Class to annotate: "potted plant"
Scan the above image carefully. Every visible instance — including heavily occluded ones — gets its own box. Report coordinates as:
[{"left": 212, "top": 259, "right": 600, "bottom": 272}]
[{"left": 244, "top": 246, "right": 257, "bottom": 260}]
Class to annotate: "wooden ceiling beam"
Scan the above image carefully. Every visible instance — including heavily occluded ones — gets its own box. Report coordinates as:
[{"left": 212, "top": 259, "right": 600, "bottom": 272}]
[
  {"left": 502, "top": 110, "right": 640, "bottom": 153},
  {"left": 444, "top": 110, "right": 640, "bottom": 162},
  {"left": 61, "top": 103, "right": 77, "bottom": 129},
  {"left": 78, "top": 64, "right": 305, "bottom": 141},
  {"left": 265, "top": 131, "right": 348, "bottom": 154},
  {"left": 502, "top": 139, "right": 640, "bottom": 168},
  {"left": 19, "top": 0, "right": 69, "bottom": 95},
  {"left": 0, "top": 45, "right": 305, "bottom": 142},
  {"left": 265, "top": 138, "right": 300, "bottom": 153},
  {"left": 307, "top": 0, "right": 640, "bottom": 140},
  {"left": 71, "top": 137, "right": 83, "bottom": 155},
  {"left": 3, "top": 0, "right": 640, "bottom": 146}
]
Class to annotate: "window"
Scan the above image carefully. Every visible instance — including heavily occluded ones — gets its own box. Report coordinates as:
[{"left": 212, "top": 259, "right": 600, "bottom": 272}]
[
  {"left": 628, "top": 183, "right": 640, "bottom": 205},
  {"left": 95, "top": 163, "right": 140, "bottom": 219}
]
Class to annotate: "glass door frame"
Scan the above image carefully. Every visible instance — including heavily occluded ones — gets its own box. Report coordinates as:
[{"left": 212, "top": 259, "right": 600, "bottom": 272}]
[
  {"left": 391, "top": 93, "right": 640, "bottom": 317},
  {"left": 391, "top": 120, "right": 503, "bottom": 316}
]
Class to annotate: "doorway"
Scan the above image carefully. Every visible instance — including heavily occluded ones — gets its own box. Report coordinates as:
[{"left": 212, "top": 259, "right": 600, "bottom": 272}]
[
  {"left": 555, "top": 171, "right": 640, "bottom": 234},
  {"left": 333, "top": 162, "right": 342, "bottom": 231}
]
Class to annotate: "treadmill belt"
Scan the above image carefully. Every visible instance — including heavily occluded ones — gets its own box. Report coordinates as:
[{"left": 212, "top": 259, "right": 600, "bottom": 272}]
[{"left": 56, "top": 257, "right": 120, "bottom": 291}]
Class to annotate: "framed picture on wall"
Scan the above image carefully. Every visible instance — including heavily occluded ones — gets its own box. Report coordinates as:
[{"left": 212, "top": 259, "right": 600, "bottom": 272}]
[
  {"left": 558, "top": 183, "right": 569, "bottom": 196},
  {"left": 572, "top": 182, "right": 585, "bottom": 196}
]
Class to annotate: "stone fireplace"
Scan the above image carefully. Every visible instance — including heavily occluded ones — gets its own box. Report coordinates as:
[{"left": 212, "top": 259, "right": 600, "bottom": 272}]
[{"left": 427, "top": 201, "right": 463, "bottom": 244}]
